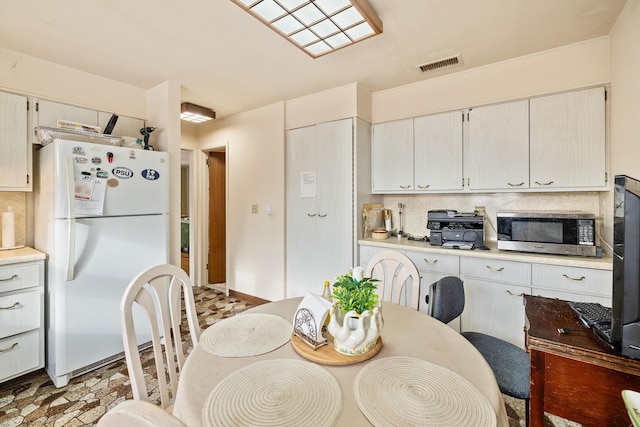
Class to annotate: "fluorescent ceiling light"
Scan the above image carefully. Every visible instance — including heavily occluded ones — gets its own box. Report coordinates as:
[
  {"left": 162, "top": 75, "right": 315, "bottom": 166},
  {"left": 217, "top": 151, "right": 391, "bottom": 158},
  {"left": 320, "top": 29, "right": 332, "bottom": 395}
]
[
  {"left": 180, "top": 102, "right": 216, "bottom": 123},
  {"left": 231, "top": 0, "right": 382, "bottom": 58}
]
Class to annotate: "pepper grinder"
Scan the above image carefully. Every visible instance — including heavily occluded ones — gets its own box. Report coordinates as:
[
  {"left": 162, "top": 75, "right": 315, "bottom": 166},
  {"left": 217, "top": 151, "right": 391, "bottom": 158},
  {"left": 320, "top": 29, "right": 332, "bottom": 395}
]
[{"left": 397, "top": 203, "right": 404, "bottom": 238}]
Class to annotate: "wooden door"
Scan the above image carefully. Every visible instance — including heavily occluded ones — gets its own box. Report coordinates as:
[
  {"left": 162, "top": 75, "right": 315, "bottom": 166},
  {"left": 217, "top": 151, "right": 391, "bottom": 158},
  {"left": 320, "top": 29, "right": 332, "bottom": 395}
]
[{"left": 208, "top": 151, "right": 226, "bottom": 284}]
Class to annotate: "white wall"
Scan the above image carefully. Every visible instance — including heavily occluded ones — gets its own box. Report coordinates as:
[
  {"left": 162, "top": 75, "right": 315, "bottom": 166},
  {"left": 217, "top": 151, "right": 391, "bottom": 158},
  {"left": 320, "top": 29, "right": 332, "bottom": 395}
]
[
  {"left": 605, "top": 0, "right": 640, "bottom": 244},
  {"left": 199, "top": 102, "right": 286, "bottom": 301},
  {"left": 0, "top": 47, "right": 146, "bottom": 117},
  {"left": 373, "top": 37, "right": 610, "bottom": 123}
]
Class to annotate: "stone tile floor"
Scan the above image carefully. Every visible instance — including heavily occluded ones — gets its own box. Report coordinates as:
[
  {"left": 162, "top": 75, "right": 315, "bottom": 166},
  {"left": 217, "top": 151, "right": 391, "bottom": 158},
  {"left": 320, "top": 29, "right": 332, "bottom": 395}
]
[{"left": 0, "top": 286, "right": 578, "bottom": 426}]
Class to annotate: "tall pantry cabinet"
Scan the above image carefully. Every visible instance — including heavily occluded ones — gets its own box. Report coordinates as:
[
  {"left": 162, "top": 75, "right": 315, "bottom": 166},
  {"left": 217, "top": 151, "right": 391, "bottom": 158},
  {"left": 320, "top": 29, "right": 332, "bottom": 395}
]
[{"left": 286, "top": 117, "right": 378, "bottom": 297}]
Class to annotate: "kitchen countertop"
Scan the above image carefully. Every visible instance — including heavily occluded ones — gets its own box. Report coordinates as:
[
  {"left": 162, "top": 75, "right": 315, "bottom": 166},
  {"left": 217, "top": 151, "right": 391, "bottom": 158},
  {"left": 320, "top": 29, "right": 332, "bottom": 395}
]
[
  {"left": 0, "top": 246, "right": 46, "bottom": 265},
  {"left": 359, "top": 237, "right": 612, "bottom": 271}
]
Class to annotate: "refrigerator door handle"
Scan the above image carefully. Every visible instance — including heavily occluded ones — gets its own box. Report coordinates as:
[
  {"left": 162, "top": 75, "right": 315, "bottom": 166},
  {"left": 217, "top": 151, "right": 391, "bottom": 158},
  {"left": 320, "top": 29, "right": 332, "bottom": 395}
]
[{"left": 66, "top": 157, "right": 76, "bottom": 281}]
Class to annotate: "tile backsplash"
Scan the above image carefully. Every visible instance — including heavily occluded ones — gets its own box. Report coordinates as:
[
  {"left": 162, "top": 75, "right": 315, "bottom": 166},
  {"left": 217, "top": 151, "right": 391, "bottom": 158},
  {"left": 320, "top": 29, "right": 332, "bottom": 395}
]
[
  {"left": 0, "top": 192, "right": 27, "bottom": 247},
  {"left": 382, "top": 192, "right": 602, "bottom": 242}
]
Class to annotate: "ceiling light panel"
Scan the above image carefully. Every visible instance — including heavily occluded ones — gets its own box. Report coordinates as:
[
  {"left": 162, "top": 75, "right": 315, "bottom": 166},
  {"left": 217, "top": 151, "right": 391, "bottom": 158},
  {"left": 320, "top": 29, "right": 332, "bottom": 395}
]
[{"left": 231, "top": 0, "right": 383, "bottom": 58}]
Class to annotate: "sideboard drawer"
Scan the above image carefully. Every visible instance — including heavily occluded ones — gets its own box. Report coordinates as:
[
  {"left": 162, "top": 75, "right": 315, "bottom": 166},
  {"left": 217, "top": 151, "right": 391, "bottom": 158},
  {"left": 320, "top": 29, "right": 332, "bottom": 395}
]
[
  {"left": 0, "top": 330, "right": 40, "bottom": 380},
  {"left": 0, "top": 290, "right": 41, "bottom": 339},
  {"left": 0, "top": 262, "right": 42, "bottom": 293}
]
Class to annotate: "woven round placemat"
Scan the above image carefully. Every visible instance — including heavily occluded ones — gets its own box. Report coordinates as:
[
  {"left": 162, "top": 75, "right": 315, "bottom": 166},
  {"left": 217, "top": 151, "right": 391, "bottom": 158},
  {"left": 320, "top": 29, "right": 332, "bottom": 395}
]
[
  {"left": 354, "top": 356, "right": 497, "bottom": 427},
  {"left": 202, "top": 359, "right": 342, "bottom": 427},
  {"left": 199, "top": 313, "right": 292, "bottom": 357}
]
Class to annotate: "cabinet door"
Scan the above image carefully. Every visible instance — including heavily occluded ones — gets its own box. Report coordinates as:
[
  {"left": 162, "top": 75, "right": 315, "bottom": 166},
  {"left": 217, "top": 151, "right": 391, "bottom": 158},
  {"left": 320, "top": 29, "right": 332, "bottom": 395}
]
[
  {"left": 287, "top": 125, "right": 318, "bottom": 297},
  {"left": 530, "top": 87, "right": 606, "bottom": 189},
  {"left": 461, "top": 278, "right": 529, "bottom": 348},
  {"left": 414, "top": 111, "right": 463, "bottom": 191},
  {"left": 316, "top": 119, "right": 353, "bottom": 283},
  {"left": 98, "top": 111, "right": 145, "bottom": 138},
  {"left": 35, "top": 99, "right": 98, "bottom": 128},
  {"left": 0, "top": 91, "right": 30, "bottom": 190},
  {"left": 372, "top": 119, "right": 413, "bottom": 192},
  {"left": 466, "top": 100, "right": 529, "bottom": 190}
]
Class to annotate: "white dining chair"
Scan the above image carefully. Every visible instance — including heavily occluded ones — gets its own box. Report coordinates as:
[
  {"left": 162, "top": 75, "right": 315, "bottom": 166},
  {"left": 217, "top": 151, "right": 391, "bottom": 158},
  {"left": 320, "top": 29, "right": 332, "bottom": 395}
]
[
  {"left": 98, "top": 400, "right": 188, "bottom": 427},
  {"left": 121, "top": 264, "right": 201, "bottom": 410},
  {"left": 365, "top": 250, "right": 421, "bottom": 310}
]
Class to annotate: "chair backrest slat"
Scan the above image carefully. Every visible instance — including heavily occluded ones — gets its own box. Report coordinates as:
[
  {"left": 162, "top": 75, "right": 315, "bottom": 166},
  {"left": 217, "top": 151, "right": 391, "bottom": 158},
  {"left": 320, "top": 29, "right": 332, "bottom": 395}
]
[
  {"left": 121, "top": 264, "right": 202, "bottom": 409},
  {"left": 365, "top": 251, "right": 421, "bottom": 310}
]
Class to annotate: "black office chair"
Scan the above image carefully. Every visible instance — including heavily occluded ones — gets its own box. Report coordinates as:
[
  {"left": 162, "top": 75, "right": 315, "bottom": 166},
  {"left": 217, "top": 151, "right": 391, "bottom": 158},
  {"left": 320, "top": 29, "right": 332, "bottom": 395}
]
[{"left": 426, "top": 276, "right": 530, "bottom": 426}]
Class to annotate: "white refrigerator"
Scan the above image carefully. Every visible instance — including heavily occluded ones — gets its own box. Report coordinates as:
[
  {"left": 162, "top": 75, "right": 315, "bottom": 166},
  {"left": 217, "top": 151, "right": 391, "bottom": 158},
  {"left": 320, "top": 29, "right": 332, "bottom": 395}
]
[{"left": 35, "top": 138, "right": 169, "bottom": 387}]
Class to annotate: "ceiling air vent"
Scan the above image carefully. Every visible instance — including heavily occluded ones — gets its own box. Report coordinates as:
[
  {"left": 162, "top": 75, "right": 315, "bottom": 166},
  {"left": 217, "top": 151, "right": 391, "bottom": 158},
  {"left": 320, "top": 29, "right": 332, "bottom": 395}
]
[{"left": 417, "top": 54, "right": 463, "bottom": 73}]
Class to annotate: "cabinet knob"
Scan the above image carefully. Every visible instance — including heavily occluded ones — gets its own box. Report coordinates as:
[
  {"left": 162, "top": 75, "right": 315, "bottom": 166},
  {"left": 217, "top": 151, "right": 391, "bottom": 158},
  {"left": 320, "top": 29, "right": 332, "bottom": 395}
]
[
  {"left": 307, "top": 213, "right": 317, "bottom": 217},
  {"left": 486, "top": 265, "right": 505, "bottom": 272},
  {"left": 534, "top": 181, "right": 554, "bottom": 186},
  {"left": 0, "top": 274, "right": 18, "bottom": 282},
  {"left": 318, "top": 213, "right": 327, "bottom": 218},
  {"left": 507, "top": 182, "right": 525, "bottom": 187},
  {"left": 399, "top": 185, "right": 411, "bottom": 189},
  {"left": 506, "top": 290, "right": 524, "bottom": 297},
  {"left": 423, "top": 259, "right": 438, "bottom": 264},
  {"left": 417, "top": 184, "right": 431, "bottom": 189}
]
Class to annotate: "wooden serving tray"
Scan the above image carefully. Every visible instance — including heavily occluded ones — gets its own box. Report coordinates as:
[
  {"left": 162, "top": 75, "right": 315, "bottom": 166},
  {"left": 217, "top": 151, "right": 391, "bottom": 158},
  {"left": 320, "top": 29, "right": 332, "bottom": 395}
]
[{"left": 291, "top": 333, "right": 382, "bottom": 366}]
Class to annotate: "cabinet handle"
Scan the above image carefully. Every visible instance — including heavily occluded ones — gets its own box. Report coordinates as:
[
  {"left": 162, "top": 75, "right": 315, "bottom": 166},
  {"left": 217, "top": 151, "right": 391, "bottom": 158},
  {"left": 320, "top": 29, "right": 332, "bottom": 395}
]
[
  {"left": 0, "top": 343, "right": 18, "bottom": 353},
  {"left": 486, "top": 265, "right": 505, "bottom": 272},
  {"left": 0, "top": 302, "right": 19, "bottom": 310},
  {"left": 318, "top": 213, "right": 327, "bottom": 218},
  {"left": 417, "top": 184, "right": 430, "bottom": 189},
  {"left": 535, "top": 181, "right": 554, "bottom": 186},
  {"left": 307, "top": 213, "right": 316, "bottom": 217},
  {"left": 0, "top": 274, "right": 18, "bottom": 282},
  {"left": 563, "top": 274, "right": 585, "bottom": 281},
  {"left": 506, "top": 290, "right": 524, "bottom": 297},
  {"left": 423, "top": 259, "right": 438, "bottom": 264},
  {"left": 507, "top": 182, "right": 525, "bottom": 187},
  {"left": 399, "top": 185, "right": 411, "bottom": 189}
]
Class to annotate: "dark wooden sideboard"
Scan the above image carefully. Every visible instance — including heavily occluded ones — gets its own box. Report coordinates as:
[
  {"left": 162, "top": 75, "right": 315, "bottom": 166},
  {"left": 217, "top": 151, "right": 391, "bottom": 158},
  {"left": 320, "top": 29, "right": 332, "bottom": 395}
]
[{"left": 524, "top": 295, "right": 640, "bottom": 427}]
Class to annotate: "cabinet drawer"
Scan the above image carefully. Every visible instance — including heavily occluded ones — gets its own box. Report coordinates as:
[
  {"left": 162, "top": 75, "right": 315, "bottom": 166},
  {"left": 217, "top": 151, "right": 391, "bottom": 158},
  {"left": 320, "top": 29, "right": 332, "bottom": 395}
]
[
  {"left": 0, "top": 329, "right": 40, "bottom": 380},
  {"left": 0, "top": 290, "right": 41, "bottom": 339},
  {"left": 460, "top": 257, "right": 531, "bottom": 286},
  {"left": 531, "top": 264, "right": 612, "bottom": 298},
  {"left": 406, "top": 250, "right": 459, "bottom": 275},
  {"left": 359, "top": 246, "right": 403, "bottom": 268},
  {"left": 0, "top": 262, "right": 42, "bottom": 293},
  {"left": 530, "top": 288, "right": 611, "bottom": 307}
]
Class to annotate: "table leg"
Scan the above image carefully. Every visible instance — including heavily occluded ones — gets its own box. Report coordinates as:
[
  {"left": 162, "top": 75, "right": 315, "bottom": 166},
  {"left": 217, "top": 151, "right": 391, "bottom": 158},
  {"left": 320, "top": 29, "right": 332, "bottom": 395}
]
[{"left": 529, "top": 349, "right": 545, "bottom": 427}]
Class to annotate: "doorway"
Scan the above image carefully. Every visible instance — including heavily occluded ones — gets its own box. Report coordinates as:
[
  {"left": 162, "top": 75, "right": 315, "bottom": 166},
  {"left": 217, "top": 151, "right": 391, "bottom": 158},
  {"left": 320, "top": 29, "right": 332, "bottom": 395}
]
[
  {"left": 208, "top": 150, "right": 226, "bottom": 284},
  {"left": 180, "top": 150, "right": 191, "bottom": 274}
]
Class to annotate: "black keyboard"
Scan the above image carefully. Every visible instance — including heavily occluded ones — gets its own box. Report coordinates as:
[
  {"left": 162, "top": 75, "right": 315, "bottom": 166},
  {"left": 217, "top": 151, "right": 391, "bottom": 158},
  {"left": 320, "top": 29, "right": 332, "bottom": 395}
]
[{"left": 566, "top": 301, "right": 614, "bottom": 349}]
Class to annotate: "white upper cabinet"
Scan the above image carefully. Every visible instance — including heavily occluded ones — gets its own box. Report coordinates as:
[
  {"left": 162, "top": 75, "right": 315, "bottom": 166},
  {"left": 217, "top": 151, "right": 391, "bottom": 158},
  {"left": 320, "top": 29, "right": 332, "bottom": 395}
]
[
  {"left": 0, "top": 91, "right": 30, "bottom": 191},
  {"left": 414, "top": 110, "right": 463, "bottom": 191},
  {"left": 465, "top": 99, "right": 530, "bottom": 191},
  {"left": 35, "top": 99, "right": 98, "bottom": 129},
  {"left": 98, "top": 112, "right": 145, "bottom": 138},
  {"left": 530, "top": 87, "right": 606, "bottom": 189},
  {"left": 372, "top": 118, "right": 414, "bottom": 192}
]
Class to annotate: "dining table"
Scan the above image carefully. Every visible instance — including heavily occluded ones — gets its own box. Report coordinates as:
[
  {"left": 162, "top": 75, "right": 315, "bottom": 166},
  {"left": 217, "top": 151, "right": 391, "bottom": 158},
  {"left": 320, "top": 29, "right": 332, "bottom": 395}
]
[{"left": 172, "top": 297, "right": 509, "bottom": 426}]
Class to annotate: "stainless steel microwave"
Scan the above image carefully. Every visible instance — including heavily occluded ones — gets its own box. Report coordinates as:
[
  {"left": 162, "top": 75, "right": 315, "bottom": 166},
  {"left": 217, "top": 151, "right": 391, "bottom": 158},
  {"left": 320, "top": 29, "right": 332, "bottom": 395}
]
[{"left": 497, "top": 211, "right": 597, "bottom": 257}]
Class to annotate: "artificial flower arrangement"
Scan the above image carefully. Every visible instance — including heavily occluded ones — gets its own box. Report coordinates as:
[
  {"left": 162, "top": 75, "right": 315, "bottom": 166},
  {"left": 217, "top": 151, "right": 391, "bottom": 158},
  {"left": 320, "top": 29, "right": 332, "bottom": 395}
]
[{"left": 331, "top": 266, "right": 379, "bottom": 313}]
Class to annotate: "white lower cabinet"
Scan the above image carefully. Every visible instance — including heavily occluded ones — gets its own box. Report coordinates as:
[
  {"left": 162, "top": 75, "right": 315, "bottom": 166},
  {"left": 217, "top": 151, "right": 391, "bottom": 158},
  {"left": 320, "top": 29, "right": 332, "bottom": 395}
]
[
  {"left": 531, "top": 263, "right": 612, "bottom": 306},
  {"left": 0, "top": 258, "right": 45, "bottom": 383},
  {"left": 459, "top": 257, "right": 530, "bottom": 349},
  {"left": 359, "top": 242, "right": 612, "bottom": 350},
  {"left": 406, "top": 250, "right": 459, "bottom": 329}
]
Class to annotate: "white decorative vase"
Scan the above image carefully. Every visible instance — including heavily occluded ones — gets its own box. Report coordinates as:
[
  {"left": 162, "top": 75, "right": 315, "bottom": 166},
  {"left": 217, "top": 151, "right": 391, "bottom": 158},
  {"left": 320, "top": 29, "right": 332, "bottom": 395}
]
[{"left": 327, "top": 305, "right": 383, "bottom": 356}]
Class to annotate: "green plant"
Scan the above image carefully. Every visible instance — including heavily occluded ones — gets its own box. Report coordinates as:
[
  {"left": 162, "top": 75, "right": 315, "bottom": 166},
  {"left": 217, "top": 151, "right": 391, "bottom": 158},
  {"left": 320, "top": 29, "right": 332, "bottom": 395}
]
[{"left": 331, "top": 266, "right": 379, "bottom": 313}]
